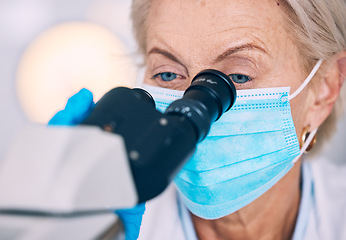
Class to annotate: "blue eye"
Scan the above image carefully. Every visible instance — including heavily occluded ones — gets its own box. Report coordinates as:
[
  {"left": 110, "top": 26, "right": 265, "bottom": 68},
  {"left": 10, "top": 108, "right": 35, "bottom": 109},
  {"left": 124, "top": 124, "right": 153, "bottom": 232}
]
[
  {"left": 229, "top": 74, "right": 252, "bottom": 84},
  {"left": 154, "top": 72, "right": 178, "bottom": 81}
]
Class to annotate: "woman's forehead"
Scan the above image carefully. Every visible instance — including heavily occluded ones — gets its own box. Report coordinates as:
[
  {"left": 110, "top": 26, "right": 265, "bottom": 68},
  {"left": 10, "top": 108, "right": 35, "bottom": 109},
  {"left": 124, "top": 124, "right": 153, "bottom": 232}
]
[
  {"left": 146, "top": 0, "right": 292, "bottom": 59},
  {"left": 149, "top": 1, "right": 280, "bottom": 25}
]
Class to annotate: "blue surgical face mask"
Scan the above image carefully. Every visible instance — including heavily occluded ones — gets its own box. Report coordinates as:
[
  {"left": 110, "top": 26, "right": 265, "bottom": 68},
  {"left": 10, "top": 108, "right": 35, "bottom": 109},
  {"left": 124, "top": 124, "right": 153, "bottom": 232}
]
[{"left": 142, "top": 59, "right": 322, "bottom": 220}]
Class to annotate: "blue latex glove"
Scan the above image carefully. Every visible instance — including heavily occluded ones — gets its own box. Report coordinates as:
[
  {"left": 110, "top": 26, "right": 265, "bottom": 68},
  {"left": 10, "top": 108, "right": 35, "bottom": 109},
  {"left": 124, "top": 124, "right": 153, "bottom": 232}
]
[
  {"left": 49, "top": 88, "right": 146, "bottom": 240},
  {"left": 115, "top": 203, "right": 146, "bottom": 240},
  {"left": 48, "top": 88, "right": 95, "bottom": 125}
]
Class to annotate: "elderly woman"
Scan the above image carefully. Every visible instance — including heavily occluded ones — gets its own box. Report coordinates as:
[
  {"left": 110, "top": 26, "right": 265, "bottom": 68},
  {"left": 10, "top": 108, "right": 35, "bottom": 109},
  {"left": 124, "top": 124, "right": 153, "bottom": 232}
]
[{"left": 129, "top": 0, "right": 346, "bottom": 239}]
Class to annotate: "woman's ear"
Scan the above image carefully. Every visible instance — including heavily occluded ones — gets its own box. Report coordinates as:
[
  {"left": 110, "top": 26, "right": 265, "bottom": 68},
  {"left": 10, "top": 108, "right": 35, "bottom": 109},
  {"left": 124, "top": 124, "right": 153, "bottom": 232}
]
[{"left": 305, "top": 51, "right": 346, "bottom": 130}]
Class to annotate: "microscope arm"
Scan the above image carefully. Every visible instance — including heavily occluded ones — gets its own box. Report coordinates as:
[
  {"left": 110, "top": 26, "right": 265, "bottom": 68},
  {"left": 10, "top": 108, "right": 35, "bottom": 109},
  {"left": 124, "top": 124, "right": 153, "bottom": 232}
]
[{"left": 0, "top": 124, "right": 138, "bottom": 214}]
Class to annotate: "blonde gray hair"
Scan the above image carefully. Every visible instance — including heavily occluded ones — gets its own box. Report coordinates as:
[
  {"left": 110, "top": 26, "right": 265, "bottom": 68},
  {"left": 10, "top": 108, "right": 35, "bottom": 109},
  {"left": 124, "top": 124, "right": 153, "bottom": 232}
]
[
  {"left": 280, "top": 0, "right": 346, "bottom": 151},
  {"left": 131, "top": 0, "right": 346, "bottom": 151}
]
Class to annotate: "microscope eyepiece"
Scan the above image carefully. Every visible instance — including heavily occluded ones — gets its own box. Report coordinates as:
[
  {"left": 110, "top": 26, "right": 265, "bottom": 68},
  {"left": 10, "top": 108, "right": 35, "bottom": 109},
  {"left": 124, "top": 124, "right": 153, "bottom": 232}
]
[
  {"left": 165, "top": 69, "right": 236, "bottom": 141},
  {"left": 131, "top": 88, "right": 156, "bottom": 108}
]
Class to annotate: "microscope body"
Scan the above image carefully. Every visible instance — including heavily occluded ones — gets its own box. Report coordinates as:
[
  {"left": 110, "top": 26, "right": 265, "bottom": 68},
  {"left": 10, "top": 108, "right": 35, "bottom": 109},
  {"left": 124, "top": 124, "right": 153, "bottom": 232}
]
[
  {"left": 82, "top": 87, "right": 199, "bottom": 204},
  {"left": 0, "top": 69, "right": 236, "bottom": 216},
  {"left": 0, "top": 88, "right": 199, "bottom": 215}
]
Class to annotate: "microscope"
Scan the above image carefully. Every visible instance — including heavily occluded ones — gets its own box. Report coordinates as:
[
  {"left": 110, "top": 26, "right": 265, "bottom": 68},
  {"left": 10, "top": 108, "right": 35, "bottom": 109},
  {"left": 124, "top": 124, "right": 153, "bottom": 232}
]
[{"left": 0, "top": 69, "right": 236, "bottom": 239}]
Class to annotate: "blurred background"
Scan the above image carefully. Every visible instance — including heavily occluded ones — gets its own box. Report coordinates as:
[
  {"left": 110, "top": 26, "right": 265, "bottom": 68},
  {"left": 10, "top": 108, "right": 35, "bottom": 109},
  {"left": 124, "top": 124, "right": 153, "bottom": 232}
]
[
  {"left": 0, "top": 0, "right": 143, "bottom": 159},
  {"left": 0, "top": 0, "right": 345, "bottom": 161}
]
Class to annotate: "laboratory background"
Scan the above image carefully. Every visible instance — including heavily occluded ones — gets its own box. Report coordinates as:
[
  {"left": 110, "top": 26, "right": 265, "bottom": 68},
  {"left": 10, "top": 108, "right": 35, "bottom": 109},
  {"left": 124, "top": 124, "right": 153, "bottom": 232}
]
[{"left": 1, "top": 0, "right": 346, "bottom": 182}]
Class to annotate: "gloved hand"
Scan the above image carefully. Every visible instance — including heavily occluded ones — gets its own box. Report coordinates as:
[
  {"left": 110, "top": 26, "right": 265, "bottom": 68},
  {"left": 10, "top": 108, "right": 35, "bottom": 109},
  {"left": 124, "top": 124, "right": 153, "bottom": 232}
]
[
  {"left": 48, "top": 88, "right": 95, "bottom": 126},
  {"left": 49, "top": 88, "right": 146, "bottom": 240},
  {"left": 115, "top": 203, "right": 146, "bottom": 240}
]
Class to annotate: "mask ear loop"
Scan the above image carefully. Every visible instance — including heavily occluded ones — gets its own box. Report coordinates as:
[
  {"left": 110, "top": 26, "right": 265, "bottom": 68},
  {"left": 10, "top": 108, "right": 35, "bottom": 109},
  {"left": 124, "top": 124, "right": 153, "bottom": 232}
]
[
  {"left": 287, "top": 59, "right": 322, "bottom": 163},
  {"left": 288, "top": 59, "right": 323, "bottom": 101},
  {"left": 292, "top": 128, "right": 317, "bottom": 163}
]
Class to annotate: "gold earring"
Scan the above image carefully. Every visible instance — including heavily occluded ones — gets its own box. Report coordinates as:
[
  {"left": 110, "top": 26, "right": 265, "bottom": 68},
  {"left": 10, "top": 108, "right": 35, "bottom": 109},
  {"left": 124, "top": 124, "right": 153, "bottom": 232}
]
[{"left": 301, "top": 125, "right": 317, "bottom": 153}]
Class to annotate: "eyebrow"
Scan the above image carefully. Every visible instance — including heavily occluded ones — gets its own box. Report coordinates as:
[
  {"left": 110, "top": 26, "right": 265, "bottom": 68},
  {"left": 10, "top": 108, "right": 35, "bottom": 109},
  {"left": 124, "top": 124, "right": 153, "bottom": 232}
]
[
  {"left": 214, "top": 43, "right": 268, "bottom": 63},
  {"left": 148, "top": 43, "right": 267, "bottom": 69},
  {"left": 148, "top": 47, "right": 186, "bottom": 66},
  {"left": 148, "top": 47, "right": 189, "bottom": 76}
]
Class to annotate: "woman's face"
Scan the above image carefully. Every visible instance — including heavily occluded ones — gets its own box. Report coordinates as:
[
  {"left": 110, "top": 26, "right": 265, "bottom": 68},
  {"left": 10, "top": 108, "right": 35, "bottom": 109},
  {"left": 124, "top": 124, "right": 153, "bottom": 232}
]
[{"left": 143, "top": 0, "right": 314, "bottom": 138}]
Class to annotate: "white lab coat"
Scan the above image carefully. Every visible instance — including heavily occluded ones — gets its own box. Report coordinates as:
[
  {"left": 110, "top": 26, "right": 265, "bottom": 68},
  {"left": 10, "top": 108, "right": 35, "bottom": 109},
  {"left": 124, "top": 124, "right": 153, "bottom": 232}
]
[{"left": 138, "top": 157, "right": 346, "bottom": 240}]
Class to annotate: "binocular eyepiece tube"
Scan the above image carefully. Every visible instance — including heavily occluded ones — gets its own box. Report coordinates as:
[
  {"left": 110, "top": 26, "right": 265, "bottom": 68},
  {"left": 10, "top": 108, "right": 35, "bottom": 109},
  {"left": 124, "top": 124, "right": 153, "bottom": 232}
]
[
  {"left": 82, "top": 69, "right": 237, "bottom": 202},
  {"left": 163, "top": 69, "right": 237, "bottom": 142}
]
